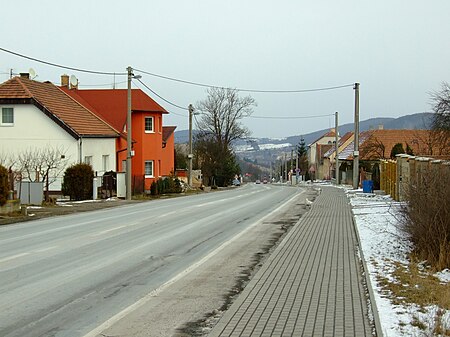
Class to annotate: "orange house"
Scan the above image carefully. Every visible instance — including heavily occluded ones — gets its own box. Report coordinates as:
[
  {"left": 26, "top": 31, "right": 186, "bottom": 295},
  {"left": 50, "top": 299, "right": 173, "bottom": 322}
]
[{"left": 62, "top": 85, "right": 176, "bottom": 191}]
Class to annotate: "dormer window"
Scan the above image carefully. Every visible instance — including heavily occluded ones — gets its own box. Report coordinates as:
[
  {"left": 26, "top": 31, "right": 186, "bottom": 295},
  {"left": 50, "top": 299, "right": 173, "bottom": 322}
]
[{"left": 145, "top": 116, "right": 154, "bottom": 133}]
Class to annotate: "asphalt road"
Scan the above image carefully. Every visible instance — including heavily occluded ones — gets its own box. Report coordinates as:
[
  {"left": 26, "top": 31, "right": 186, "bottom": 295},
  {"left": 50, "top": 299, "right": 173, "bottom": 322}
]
[{"left": 0, "top": 183, "right": 302, "bottom": 337}]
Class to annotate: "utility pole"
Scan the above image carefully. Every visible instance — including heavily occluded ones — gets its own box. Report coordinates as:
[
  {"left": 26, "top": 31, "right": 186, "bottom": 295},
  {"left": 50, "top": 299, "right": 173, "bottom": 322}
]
[
  {"left": 284, "top": 153, "right": 288, "bottom": 183},
  {"left": 290, "top": 149, "right": 294, "bottom": 185},
  {"left": 353, "top": 83, "right": 360, "bottom": 189},
  {"left": 126, "top": 66, "right": 132, "bottom": 200},
  {"left": 188, "top": 104, "right": 194, "bottom": 187},
  {"left": 335, "top": 111, "right": 340, "bottom": 185},
  {"left": 295, "top": 147, "right": 299, "bottom": 184}
]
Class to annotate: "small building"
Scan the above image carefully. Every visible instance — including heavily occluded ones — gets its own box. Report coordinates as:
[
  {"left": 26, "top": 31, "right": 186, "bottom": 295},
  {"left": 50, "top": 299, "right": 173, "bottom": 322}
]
[{"left": 0, "top": 74, "right": 119, "bottom": 191}]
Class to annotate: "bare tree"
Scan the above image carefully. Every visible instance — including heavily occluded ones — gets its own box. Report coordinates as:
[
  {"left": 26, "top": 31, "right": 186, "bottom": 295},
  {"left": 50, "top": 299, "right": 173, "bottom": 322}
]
[
  {"left": 194, "top": 88, "right": 256, "bottom": 186},
  {"left": 16, "top": 146, "right": 69, "bottom": 200},
  {"left": 360, "top": 134, "right": 386, "bottom": 159},
  {"left": 431, "top": 82, "right": 450, "bottom": 131},
  {"left": 195, "top": 87, "right": 256, "bottom": 148},
  {"left": 429, "top": 82, "right": 450, "bottom": 155}
]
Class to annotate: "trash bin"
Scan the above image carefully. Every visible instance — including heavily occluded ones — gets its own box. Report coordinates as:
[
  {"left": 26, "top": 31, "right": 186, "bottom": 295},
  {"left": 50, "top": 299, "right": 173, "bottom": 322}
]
[{"left": 362, "top": 180, "right": 373, "bottom": 193}]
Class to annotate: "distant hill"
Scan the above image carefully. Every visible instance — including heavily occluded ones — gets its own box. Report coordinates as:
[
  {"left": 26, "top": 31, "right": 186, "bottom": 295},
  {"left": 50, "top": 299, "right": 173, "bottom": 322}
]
[{"left": 174, "top": 112, "right": 433, "bottom": 146}]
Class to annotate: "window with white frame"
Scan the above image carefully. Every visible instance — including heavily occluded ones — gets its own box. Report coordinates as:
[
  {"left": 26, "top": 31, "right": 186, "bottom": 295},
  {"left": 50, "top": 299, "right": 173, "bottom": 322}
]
[
  {"left": 144, "top": 116, "right": 154, "bottom": 133},
  {"left": 102, "top": 155, "right": 109, "bottom": 172},
  {"left": 1, "top": 107, "right": 14, "bottom": 125},
  {"left": 84, "top": 156, "right": 93, "bottom": 166},
  {"left": 145, "top": 160, "right": 154, "bottom": 177}
]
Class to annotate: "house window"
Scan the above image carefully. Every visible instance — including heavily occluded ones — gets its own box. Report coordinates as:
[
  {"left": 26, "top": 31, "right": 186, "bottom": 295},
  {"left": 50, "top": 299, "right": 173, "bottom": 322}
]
[
  {"left": 84, "top": 156, "right": 93, "bottom": 166},
  {"left": 122, "top": 160, "right": 127, "bottom": 172},
  {"left": 102, "top": 155, "right": 109, "bottom": 172},
  {"left": 1, "top": 107, "right": 14, "bottom": 125},
  {"left": 145, "top": 160, "right": 154, "bottom": 177},
  {"left": 145, "top": 117, "right": 154, "bottom": 133}
]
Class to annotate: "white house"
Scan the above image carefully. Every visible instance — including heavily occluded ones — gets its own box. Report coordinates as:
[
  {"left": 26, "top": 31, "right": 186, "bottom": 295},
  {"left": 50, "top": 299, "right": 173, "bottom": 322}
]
[{"left": 0, "top": 74, "right": 119, "bottom": 191}]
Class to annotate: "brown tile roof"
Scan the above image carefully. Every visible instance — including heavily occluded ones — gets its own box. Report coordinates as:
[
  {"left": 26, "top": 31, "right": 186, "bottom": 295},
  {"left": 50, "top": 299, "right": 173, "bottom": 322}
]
[
  {"left": 0, "top": 76, "right": 119, "bottom": 138},
  {"left": 162, "top": 126, "right": 177, "bottom": 142},
  {"left": 339, "top": 129, "right": 436, "bottom": 160}
]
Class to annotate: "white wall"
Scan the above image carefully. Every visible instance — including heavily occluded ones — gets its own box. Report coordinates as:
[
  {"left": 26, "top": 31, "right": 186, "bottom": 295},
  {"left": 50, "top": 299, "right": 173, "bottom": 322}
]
[
  {"left": 0, "top": 104, "right": 116, "bottom": 191},
  {"left": 82, "top": 138, "right": 116, "bottom": 176}
]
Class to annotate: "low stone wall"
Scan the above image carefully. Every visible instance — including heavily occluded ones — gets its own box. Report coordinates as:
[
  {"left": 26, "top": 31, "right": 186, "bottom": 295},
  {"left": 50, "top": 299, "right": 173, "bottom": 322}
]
[{"left": 0, "top": 200, "right": 20, "bottom": 215}]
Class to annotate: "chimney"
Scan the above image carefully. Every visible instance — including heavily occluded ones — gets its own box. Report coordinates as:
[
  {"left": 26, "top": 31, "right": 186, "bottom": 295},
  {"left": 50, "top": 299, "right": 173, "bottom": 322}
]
[
  {"left": 378, "top": 124, "right": 384, "bottom": 130},
  {"left": 20, "top": 73, "right": 30, "bottom": 79},
  {"left": 61, "top": 74, "right": 69, "bottom": 88}
]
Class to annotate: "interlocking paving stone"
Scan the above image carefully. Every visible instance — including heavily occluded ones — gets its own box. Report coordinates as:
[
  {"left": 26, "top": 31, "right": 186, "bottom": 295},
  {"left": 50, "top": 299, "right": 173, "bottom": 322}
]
[{"left": 208, "top": 186, "right": 374, "bottom": 337}]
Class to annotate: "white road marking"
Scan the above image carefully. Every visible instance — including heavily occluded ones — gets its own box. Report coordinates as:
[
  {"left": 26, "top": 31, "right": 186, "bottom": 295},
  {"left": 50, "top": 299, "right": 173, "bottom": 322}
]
[
  {"left": 81, "top": 189, "right": 304, "bottom": 337},
  {"left": 34, "top": 246, "right": 58, "bottom": 253},
  {"left": 90, "top": 222, "right": 141, "bottom": 237},
  {"left": 158, "top": 211, "right": 177, "bottom": 218},
  {"left": 0, "top": 252, "right": 30, "bottom": 263}
]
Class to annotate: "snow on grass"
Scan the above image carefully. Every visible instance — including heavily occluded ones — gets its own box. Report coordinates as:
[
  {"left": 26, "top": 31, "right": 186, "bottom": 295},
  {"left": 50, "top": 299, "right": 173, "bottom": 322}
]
[{"left": 346, "top": 189, "right": 450, "bottom": 337}]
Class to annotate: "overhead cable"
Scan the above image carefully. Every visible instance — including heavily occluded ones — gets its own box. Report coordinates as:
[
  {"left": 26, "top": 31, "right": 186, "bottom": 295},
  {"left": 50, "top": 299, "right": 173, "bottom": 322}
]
[
  {"left": 0, "top": 47, "right": 127, "bottom": 76},
  {"left": 135, "top": 78, "right": 189, "bottom": 111},
  {"left": 247, "top": 113, "right": 334, "bottom": 119},
  {"left": 134, "top": 67, "right": 354, "bottom": 93}
]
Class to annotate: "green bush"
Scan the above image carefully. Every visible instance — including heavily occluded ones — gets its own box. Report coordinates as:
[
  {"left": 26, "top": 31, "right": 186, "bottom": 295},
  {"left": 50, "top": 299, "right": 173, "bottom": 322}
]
[
  {"left": 150, "top": 177, "right": 182, "bottom": 196},
  {"left": 0, "top": 165, "right": 9, "bottom": 206},
  {"left": 62, "top": 163, "right": 94, "bottom": 200}
]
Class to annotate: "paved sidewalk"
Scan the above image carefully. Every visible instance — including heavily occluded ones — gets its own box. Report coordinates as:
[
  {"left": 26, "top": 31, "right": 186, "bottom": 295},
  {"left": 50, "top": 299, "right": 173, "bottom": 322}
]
[{"left": 208, "top": 186, "right": 374, "bottom": 337}]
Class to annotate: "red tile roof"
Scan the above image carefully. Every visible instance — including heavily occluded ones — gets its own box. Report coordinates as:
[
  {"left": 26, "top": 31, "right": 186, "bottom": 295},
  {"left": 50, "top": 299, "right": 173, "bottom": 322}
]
[
  {"left": 62, "top": 88, "right": 168, "bottom": 132},
  {"left": 0, "top": 77, "right": 119, "bottom": 138}
]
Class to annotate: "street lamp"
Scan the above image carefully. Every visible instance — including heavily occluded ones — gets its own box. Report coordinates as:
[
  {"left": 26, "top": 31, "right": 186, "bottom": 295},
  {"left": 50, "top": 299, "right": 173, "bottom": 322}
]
[{"left": 126, "top": 66, "right": 142, "bottom": 200}]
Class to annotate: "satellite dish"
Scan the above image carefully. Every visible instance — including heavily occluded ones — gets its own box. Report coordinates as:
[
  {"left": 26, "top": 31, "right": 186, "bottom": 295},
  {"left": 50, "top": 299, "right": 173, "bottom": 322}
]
[
  {"left": 29, "top": 68, "right": 37, "bottom": 79},
  {"left": 70, "top": 75, "right": 78, "bottom": 87}
]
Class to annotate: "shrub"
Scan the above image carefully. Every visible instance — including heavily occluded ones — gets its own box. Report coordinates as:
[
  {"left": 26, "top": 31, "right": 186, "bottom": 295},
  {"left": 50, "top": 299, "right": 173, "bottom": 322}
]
[
  {"left": 401, "top": 167, "right": 450, "bottom": 269},
  {"left": 62, "top": 163, "right": 94, "bottom": 201},
  {"left": 150, "top": 177, "right": 182, "bottom": 196},
  {"left": 0, "top": 165, "right": 9, "bottom": 206}
]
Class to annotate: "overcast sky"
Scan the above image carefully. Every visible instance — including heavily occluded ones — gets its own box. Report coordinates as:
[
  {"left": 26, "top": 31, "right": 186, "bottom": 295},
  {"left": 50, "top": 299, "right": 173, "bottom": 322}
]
[{"left": 1, "top": 1, "right": 449, "bottom": 138}]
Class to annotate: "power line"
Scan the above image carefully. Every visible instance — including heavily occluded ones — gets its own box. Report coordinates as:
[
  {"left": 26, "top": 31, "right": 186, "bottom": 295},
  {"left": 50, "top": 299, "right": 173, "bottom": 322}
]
[
  {"left": 246, "top": 113, "right": 334, "bottom": 119},
  {"left": 2, "top": 47, "right": 354, "bottom": 94},
  {"left": 0, "top": 47, "right": 127, "bottom": 76},
  {"left": 134, "top": 67, "right": 354, "bottom": 93},
  {"left": 135, "top": 78, "right": 189, "bottom": 111}
]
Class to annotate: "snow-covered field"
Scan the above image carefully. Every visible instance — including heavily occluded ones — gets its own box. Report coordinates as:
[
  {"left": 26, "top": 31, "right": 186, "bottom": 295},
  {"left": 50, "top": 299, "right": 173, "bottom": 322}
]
[{"left": 347, "top": 189, "right": 450, "bottom": 337}]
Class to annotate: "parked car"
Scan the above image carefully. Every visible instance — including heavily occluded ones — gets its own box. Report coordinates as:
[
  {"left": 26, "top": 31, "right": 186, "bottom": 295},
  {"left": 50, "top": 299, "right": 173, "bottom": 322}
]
[
  {"left": 255, "top": 179, "right": 261, "bottom": 184},
  {"left": 232, "top": 179, "right": 241, "bottom": 186}
]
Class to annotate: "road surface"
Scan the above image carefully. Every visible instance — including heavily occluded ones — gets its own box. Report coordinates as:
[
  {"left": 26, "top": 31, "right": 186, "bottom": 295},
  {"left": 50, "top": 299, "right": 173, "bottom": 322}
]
[{"left": 0, "top": 184, "right": 304, "bottom": 337}]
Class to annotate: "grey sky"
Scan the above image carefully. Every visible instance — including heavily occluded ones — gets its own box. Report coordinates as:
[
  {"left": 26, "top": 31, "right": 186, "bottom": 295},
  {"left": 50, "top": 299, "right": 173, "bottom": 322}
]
[{"left": 1, "top": 0, "right": 449, "bottom": 138}]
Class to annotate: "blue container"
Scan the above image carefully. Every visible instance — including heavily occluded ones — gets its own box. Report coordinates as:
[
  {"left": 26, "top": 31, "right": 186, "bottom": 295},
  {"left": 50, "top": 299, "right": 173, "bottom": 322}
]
[{"left": 362, "top": 180, "right": 374, "bottom": 193}]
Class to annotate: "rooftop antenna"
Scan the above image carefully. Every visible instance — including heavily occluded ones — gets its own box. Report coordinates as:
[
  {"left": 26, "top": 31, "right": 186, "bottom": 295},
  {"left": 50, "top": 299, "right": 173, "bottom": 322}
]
[{"left": 29, "top": 68, "right": 37, "bottom": 80}]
